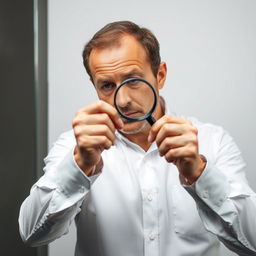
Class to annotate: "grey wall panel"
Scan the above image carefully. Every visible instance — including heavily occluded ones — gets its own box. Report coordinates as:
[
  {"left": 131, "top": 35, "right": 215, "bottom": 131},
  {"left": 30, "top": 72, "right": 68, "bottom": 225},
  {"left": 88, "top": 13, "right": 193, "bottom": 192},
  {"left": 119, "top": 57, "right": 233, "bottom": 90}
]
[{"left": 0, "top": 0, "right": 47, "bottom": 255}]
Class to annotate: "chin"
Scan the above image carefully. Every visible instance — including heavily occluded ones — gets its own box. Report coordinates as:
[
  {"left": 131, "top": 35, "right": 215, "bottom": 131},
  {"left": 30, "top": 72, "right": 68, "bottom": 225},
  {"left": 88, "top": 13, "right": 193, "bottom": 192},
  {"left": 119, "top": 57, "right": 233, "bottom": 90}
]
[{"left": 119, "top": 121, "right": 148, "bottom": 135}]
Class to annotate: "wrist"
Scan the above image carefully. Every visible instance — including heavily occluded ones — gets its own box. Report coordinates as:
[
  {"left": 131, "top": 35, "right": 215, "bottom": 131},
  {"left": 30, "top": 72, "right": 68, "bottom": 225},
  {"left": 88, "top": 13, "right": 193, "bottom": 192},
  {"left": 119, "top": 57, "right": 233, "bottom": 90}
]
[
  {"left": 74, "top": 146, "right": 103, "bottom": 176},
  {"left": 185, "top": 154, "right": 207, "bottom": 185},
  {"left": 74, "top": 147, "right": 94, "bottom": 176}
]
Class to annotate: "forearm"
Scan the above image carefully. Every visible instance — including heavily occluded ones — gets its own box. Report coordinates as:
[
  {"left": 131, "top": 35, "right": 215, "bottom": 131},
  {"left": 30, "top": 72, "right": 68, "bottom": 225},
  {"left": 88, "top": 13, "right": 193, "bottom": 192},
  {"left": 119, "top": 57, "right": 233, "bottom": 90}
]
[
  {"left": 19, "top": 186, "right": 83, "bottom": 246},
  {"left": 19, "top": 148, "right": 99, "bottom": 246}
]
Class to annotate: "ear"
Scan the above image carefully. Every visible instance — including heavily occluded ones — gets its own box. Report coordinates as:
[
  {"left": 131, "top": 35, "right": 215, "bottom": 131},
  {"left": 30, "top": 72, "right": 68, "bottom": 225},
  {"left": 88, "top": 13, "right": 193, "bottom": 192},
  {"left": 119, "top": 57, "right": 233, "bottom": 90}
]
[{"left": 157, "top": 62, "right": 167, "bottom": 89}]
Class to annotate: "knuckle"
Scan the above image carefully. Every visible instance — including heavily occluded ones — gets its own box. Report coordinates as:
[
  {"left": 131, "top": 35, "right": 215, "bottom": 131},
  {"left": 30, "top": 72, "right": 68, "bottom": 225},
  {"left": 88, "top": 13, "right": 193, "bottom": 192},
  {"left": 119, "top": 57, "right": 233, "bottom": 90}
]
[
  {"left": 72, "top": 113, "right": 85, "bottom": 128},
  {"left": 158, "top": 146, "right": 164, "bottom": 156},
  {"left": 77, "top": 136, "right": 88, "bottom": 148},
  {"left": 73, "top": 126, "right": 81, "bottom": 137},
  {"left": 186, "top": 147, "right": 196, "bottom": 157},
  {"left": 189, "top": 134, "right": 198, "bottom": 146},
  {"left": 101, "top": 113, "right": 109, "bottom": 123},
  {"left": 72, "top": 119, "right": 81, "bottom": 129},
  {"left": 101, "top": 136, "right": 108, "bottom": 144},
  {"left": 72, "top": 117, "right": 79, "bottom": 127},
  {"left": 72, "top": 119, "right": 77, "bottom": 128},
  {"left": 156, "top": 139, "right": 161, "bottom": 148},
  {"left": 97, "top": 100, "right": 104, "bottom": 108},
  {"left": 191, "top": 126, "right": 198, "bottom": 135},
  {"left": 95, "top": 101, "right": 101, "bottom": 109},
  {"left": 162, "top": 123, "right": 169, "bottom": 133},
  {"left": 165, "top": 154, "right": 173, "bottom": 163},
  {"left": 103, "top": 137, "right": 112, "bottom": 148},
  {"left": 105, "top": 140, "right": 112, "bottom": 149},
  {"left": 160, "top": 138, "right": 169, "bottom": 149},
  {"left": 166, "top": 137, "right": 173, "bottom": 147},
  {"left": 169, "top": 149, "right": 176, "bottom": 158},
  {"left": 192, "top": 136, "right": 198, "bottom": 145}
]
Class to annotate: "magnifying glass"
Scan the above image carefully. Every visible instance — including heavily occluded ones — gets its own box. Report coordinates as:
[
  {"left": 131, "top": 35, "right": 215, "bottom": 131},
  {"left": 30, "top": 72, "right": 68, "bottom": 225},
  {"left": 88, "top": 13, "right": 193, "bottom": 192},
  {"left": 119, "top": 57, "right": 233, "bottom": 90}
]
[{"left": 114, "top": 78, "right": 157, "bottom": 125}]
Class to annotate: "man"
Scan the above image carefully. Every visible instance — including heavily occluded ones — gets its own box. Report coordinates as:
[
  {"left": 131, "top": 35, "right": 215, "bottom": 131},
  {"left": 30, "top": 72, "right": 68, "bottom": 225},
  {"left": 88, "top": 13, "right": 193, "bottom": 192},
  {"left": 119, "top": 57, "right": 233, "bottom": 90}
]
[{"left": 19, "top": 21, "right": 256, "bottom": 256}]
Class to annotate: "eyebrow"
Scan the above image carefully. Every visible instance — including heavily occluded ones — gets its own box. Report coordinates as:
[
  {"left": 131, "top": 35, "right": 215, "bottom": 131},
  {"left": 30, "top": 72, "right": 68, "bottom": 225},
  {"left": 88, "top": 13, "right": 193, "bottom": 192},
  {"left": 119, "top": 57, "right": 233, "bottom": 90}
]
[
  {"left": 121, "top": 70, "right": 144, "bottom": 80},
  {"left": 95, "top": 70, "right": 144, "bottom": 87}
]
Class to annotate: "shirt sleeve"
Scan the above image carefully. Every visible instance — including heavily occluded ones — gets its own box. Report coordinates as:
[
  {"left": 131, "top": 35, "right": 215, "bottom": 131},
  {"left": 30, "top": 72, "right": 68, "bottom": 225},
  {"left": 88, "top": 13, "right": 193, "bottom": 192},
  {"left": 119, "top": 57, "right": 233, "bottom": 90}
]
[
  {"left": 18, "top": 131, "right": 100, "bottom": 247},
  {"left": 183, "top": 127, "right": 256, "bottom": 255}
]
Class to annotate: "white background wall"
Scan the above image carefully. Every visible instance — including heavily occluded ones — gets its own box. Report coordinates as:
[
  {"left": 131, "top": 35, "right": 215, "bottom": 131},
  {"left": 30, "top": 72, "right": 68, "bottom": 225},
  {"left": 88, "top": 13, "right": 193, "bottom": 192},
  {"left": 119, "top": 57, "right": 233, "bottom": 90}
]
[{"left": 48, "top": 0, "right": 256, "bottom": 255}]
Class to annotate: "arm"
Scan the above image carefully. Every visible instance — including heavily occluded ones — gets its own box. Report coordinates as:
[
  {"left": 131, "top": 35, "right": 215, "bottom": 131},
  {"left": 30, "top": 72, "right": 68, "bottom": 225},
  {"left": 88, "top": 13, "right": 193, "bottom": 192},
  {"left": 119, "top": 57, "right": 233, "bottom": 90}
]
[
  {"left": 184, "top": 127, "right": 256, "bottom": 255},
  {"left": 19, "top": 132, "right": 94, "bottom": 246},
  {"left": 19, "top": 100, "right": 123, "bottom": 246},
  {"left": 149, "top": 115, "right": 256, "bottom": 254}
]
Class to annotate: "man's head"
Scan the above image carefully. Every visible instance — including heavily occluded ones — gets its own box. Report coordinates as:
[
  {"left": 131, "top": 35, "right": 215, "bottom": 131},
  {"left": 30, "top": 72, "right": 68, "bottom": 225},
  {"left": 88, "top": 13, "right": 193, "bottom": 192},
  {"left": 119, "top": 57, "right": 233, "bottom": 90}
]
[
  {"left": 82, "top": 21, "right": 167, "bottom": 134},
  {"left": 82, "top": 21, "right": 161, "bottom": 81}
]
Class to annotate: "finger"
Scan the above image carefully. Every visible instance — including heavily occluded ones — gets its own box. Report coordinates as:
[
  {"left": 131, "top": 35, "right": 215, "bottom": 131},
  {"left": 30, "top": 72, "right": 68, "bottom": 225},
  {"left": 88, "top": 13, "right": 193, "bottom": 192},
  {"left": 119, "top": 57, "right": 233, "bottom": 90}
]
[
  {"left": 158, "top": 135, "right": 187, "bottom": 157},
  {"left": 164, "top": 146, "right": 196, "bottom": 163},
  {"left": 74, "top": 113, "right": 116, "bottom": 134},
  {"left": 74, "top": 124, "right": 116, "bottom": 145},
  {"left": 80, "top": 100, "right": 123, "bottom": 129},
  {"left": 148, "top": 115, "right": 189, "bottom": 142},
  {"left": 155, "top": 123, "right": 187, "bottom": 147},
  {"left": 77, "top": 135, "right": 113, "bottom": 151},
  {"left": 164, "top": 148, "right": 180, "bottom": 163}
]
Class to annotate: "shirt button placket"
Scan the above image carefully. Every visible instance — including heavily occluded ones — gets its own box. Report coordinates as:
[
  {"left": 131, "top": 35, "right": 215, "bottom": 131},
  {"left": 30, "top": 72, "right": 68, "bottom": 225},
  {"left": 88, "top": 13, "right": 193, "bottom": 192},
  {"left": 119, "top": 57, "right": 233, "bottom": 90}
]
[{"left": 139, "top": 155, "right": 159, "bottom": 256}]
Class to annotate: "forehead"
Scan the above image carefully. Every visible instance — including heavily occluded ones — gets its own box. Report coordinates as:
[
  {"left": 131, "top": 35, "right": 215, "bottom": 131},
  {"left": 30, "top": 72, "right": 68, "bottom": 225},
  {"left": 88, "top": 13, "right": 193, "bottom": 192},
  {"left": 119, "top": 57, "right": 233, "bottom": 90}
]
[{"left": 89, "top": 35, "right": 149, "bottom": 79}]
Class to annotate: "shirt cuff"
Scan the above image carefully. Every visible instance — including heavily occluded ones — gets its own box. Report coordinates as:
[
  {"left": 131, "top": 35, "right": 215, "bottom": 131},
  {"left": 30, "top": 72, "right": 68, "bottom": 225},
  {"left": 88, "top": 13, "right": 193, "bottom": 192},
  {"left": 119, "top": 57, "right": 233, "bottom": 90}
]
[
  {"left": 183, "top": 159, "right": 229, "bottom": 212},
  {"left": 41, "top": 148, "right": 100, "bottom": 213}
]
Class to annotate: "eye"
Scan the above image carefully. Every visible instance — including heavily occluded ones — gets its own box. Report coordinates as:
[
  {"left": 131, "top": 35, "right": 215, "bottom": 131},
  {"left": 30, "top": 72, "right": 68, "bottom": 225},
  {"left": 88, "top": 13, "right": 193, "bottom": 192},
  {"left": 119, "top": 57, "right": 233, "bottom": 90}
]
[
  {"left": 100, "top": 82, "right": 116, "bottom": 95},
  {"left": 127, "top": 80, "right": 140, "bottom": 88}
]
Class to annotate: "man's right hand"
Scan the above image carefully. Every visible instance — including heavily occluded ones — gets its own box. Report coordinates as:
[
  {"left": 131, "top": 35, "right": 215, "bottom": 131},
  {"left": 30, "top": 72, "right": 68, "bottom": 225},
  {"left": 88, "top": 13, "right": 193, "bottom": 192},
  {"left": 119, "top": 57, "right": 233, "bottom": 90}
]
[{"left": 72, "top": 100, "right": 124, "bottom": 176}]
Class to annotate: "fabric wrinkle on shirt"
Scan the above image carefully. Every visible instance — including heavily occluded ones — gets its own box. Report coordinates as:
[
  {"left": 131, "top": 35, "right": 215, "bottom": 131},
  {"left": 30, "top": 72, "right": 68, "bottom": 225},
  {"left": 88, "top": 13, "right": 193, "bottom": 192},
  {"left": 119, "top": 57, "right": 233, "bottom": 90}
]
[{"left": 18, "top": 109, "right": 256, "bottom": 256}]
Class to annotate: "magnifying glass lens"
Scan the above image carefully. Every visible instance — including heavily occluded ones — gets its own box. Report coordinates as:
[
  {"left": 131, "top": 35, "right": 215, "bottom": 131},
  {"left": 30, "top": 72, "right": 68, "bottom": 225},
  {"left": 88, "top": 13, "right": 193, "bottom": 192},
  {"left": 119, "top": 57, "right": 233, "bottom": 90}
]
[{"left": 114, "top": 78, "right": 157, "bottom": 124}]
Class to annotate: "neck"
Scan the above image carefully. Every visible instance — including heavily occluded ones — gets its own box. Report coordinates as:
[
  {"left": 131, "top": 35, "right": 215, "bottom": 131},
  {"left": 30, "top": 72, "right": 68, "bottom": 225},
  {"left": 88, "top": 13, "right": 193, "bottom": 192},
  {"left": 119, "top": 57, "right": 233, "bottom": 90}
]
[{"left": 120, "top": 123, "right": 152, "bottom": 151}]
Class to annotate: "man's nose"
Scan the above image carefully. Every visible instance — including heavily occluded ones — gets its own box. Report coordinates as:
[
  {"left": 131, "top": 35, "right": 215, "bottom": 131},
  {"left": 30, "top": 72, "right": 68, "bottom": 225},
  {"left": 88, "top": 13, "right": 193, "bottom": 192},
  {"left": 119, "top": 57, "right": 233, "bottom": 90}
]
[{"left": 116, "top": 86, "right": 132, "bottom": 108}]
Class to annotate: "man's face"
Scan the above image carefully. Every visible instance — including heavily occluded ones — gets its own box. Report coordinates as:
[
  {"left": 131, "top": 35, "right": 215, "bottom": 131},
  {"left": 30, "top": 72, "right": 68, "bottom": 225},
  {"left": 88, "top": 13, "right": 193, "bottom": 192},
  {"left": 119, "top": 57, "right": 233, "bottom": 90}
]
[{"left": 89, "top": 35, "right": 161, "bottom": 133}]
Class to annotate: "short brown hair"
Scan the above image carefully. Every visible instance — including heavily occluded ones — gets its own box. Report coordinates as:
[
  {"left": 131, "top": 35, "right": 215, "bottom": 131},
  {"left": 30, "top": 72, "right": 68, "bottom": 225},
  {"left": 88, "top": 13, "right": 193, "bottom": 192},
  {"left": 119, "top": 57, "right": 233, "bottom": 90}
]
[{"left": 82, "top": 21, "right": 161, "bottom": 81}]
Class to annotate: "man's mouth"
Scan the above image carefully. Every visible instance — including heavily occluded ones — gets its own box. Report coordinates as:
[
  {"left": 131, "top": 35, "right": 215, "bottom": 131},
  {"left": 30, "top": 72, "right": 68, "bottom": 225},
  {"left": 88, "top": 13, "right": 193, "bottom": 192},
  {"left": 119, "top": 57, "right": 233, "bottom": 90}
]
[
  {"left": 120, "top": 111, "right": 143, "bottom": 123},
  {"left": 123, "top": 111, "right": 140, "bottom": 117}
]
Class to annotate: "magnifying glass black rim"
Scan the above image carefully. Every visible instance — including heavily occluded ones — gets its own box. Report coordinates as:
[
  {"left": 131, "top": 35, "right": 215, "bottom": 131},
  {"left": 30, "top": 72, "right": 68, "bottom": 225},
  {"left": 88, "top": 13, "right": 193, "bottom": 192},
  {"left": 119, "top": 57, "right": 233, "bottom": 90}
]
[{"left": 114, "top": 77, "right": 157, "bottom": 122}]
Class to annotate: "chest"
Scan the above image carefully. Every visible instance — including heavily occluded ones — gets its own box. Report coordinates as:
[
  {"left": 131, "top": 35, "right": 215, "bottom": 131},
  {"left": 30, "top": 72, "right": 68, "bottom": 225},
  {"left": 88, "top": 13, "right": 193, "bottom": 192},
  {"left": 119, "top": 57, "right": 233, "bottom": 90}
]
[{"left": 81, "top": 146, "right": 207, "bottom": 238}]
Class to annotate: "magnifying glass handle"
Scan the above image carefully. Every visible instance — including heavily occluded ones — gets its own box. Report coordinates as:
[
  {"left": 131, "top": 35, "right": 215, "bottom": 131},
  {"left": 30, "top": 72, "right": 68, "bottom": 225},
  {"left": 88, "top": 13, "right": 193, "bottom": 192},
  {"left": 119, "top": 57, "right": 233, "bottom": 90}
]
[{"left": 146, "top": 116, "right": 156, "bottom": 126}]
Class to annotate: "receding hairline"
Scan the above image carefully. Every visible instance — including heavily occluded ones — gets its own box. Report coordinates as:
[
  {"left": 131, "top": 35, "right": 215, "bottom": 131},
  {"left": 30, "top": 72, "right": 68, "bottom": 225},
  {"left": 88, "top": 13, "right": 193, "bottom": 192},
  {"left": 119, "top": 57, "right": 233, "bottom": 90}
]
[
  {"left": 83, "top": 21, "right": 161, "bottom": 80},
  {"left": 88, "top": 33, "right": 151, "bottom": 78}
]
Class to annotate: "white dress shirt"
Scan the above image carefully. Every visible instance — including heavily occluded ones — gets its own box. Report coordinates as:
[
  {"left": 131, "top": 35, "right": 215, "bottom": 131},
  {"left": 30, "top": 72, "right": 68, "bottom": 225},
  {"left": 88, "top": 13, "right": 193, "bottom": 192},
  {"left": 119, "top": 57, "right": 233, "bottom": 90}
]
[{"left": 19, "top": 116, "right": 256, "bottom": 256}]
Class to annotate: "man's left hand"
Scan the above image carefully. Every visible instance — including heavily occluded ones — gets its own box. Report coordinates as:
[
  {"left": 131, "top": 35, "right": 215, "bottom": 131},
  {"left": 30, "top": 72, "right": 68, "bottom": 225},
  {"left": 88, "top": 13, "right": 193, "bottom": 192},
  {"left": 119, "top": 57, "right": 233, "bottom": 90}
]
[{"left": 148, "top": 115, "right": 206, "bottom": 184}]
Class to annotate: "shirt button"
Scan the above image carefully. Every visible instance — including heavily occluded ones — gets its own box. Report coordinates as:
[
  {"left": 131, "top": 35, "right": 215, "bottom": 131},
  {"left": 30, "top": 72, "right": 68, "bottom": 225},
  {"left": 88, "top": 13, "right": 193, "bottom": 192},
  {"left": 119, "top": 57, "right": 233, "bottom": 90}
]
[
  {"left": 79, "top": 186, "right": 85, "bottom": 193},
  {"left": 201, "top": 190, "right": 209, "bottom": 199},
  {"left": 147, "top": 193, "right": 153, "bottom": 201},
  {"left": 149, "top": 233, "right": 156, "bottom": 241}
]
